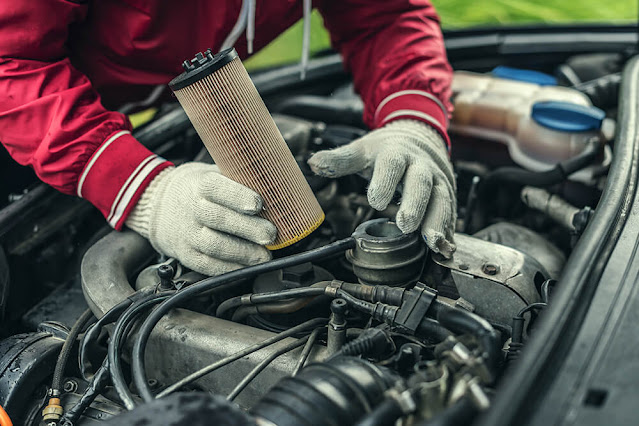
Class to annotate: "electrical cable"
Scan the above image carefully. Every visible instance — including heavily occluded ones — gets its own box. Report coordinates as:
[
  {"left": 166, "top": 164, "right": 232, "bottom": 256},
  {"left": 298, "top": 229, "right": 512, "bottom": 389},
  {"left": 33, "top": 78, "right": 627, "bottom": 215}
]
[
  {"left": 131, "top": 238, "right": 354, "bottom": 402},
  {"left": 108, "top": 292, "right": 175, "bottom": 410},
  {"left": 517, "top": 302, "right": 547, "bottom": 318},
  {"left": 227, "top": 336, "right": 309, "bottom": 401},
  {"left": 508, "top": 302, "right": 548, "bottom": 362},
  {"left": 293, "top": 327, "right": 324, "bottom": 376},
  {"left": 155, "top": 317, "right": 328, "bottom": 399},
  {"left": 540, "top": 279, "right": 556, "bottom": 304}
]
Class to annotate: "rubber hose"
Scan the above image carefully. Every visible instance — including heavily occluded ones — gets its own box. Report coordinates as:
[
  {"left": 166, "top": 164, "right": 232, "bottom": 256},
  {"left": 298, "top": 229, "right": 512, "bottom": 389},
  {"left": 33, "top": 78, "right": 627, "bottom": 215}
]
[
  {"left": 481, "top": 137, "right": 600, "bottom": 189},
  {"left": 52, "top": 309, "right": 95, "bottom": 392},
  {"left": 354, "top": 397, "right": 404, "bottom": 426},
  {"left": 416, "top": 318, "right": 454, "bottom": 343},
  {"left": 427, "top": 301, "right": 500, "bottom": 373},
  {"left": 216, "top": 283, "right": 329, "bottom": 318},
  {"left": 573, "top": 73, "right": 621, "bottom": 109},
  {"left": 109, "top": 292, "right": 174, "bottom": 410},
  {"left": 60, "top": 361, "right": 110, "bottom": 425},
  {"left": 414, "top": 396, "right": 477, "bottom": 426}
]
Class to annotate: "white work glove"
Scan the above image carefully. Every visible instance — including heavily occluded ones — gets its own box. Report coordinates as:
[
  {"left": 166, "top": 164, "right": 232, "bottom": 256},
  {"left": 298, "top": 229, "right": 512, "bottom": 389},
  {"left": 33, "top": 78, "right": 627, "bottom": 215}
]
[
  {"left": 308, "top": 119, "right": 457, "bottom": 258},
  {"left": 125, "top": 163, "right": 277, "bottom": 276}
]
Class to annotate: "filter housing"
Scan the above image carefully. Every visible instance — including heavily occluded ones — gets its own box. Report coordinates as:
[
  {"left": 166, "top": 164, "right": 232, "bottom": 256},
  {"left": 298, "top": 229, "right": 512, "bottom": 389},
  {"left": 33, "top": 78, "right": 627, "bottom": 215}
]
[{"left": 169, "top": 49, "right": 324, "bottom": 250}]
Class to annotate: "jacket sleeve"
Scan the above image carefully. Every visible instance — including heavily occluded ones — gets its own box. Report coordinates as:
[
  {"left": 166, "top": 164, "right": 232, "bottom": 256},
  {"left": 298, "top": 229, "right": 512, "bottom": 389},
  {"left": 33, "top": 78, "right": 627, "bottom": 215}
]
[
  {"left": 0, "top": 2, "right": 172, "bottom": 229},
  {"left": 316, "top": 0, "right": 453, "bottom": 149}
]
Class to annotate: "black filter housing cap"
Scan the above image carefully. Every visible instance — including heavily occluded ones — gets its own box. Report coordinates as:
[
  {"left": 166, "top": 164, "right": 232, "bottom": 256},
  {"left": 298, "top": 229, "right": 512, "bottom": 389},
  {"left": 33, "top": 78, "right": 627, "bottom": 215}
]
[{"left": 169, "top": 48, "right": 238, "bottom": 91}]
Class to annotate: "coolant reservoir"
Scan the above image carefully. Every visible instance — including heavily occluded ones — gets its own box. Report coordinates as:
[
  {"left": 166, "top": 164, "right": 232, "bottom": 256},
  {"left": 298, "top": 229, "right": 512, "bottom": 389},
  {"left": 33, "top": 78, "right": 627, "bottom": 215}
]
[{"left": 450, "top": 71, "right": 611, "bottom": 181}]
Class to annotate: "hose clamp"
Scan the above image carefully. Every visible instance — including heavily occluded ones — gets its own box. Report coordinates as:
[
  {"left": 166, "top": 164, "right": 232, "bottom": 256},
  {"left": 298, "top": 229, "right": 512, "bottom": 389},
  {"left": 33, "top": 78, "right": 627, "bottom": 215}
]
[{"left": 325, "top": 280, "right": 344, "bottom": 298}]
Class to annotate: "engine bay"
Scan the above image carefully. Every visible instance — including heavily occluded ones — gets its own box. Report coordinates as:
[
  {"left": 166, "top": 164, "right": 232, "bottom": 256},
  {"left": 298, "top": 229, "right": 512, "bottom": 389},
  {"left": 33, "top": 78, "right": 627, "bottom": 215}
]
[{"left": 0, "top": 36, "right": 628, "bottom": 426}]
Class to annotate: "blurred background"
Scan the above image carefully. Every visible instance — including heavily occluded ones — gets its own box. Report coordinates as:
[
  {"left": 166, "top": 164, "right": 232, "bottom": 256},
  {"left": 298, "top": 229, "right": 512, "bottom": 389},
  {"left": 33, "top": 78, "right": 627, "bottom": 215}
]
[{"left": 245, "top": 0, "right": 639, "bottom": 70}]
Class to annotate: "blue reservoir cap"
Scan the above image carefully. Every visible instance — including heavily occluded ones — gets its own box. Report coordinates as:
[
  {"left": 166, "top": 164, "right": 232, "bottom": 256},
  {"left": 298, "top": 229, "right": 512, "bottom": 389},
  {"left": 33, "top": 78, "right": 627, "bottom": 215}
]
[
  {"left": 492, "top": 66, "right": 558, "bottom": 86},
  {"left": 532, "top": 101, "right": 605, "bottom": 132}
]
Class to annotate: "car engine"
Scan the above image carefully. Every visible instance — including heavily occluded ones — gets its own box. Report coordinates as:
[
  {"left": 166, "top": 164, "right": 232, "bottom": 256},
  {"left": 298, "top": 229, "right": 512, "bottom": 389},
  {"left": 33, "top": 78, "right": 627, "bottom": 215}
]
[{"left": 0, "top": 46, "right": 624, "bottom": 426}]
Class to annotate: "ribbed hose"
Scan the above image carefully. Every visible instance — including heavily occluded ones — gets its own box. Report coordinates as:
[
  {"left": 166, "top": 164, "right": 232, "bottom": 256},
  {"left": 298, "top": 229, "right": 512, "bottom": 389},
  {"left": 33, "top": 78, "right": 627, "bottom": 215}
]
[{"left": 251, "top": 357, "right": 396, "bottom": 426}]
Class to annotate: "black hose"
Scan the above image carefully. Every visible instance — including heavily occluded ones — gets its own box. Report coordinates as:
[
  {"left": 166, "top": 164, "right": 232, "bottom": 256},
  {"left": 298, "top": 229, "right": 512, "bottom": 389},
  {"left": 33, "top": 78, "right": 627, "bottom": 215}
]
[
  {"left": 573, "top": 72, "right": 621, "bottom": 110},
  {"left": 355, "top": 397, "right": 405, "bottom": 426},
  {"left": 414, "top": 396, "right": 477, "bottom": 426},
  {"left": 481, "top": 137, "right": 601, "bottom": 189},
  {"left": 59, "top": 361, "right": 110, "bottom": 426},
  {"left": 131, "top": 238, "right": 354, "bottom": 402},
  {"left": 108, "top": 292, "right": 174, "bottom": 410},
  {"left": 52, "top": 309, "right": 95, "bottom": 393},
  {"left": 79, "top": 301, "right": 131, "bottom": 380},
  {"left": 416, "top": 318, "right": 454, "bottom": 343},
  {"left": 274, "top": 95, "right": 365, "bottom": 128},
  {"left": 79, "top": 290, "right": 154, "bottom": 380},
  {"left": 216, "top": 284, "right": 329, "bottom": 318},
  {"left": 427, "top": 301, "right": 500, "bottom": 374}
]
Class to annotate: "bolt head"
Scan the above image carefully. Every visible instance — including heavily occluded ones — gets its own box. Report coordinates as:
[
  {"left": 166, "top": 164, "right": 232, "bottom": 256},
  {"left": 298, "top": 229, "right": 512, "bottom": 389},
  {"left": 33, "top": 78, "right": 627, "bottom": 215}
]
[
  {"left": 63, "top": 380, "right": 78, "bottom": 393},
  {"left": 482, "top": 263, "right": 499, "bottom": 275}
]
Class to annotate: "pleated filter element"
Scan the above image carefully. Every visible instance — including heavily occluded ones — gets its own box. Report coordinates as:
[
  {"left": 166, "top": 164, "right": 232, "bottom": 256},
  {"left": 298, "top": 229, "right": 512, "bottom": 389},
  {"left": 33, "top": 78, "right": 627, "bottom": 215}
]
[{"left": 169, "top": 48, "right": 324, "bottom": 250}]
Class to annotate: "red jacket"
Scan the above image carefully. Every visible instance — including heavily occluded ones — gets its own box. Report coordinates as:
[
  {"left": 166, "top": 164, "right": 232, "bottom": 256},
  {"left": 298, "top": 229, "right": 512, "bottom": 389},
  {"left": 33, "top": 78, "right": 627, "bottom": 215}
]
[{"left": 0, "top": 0, "right": 452, "bottom": 230}]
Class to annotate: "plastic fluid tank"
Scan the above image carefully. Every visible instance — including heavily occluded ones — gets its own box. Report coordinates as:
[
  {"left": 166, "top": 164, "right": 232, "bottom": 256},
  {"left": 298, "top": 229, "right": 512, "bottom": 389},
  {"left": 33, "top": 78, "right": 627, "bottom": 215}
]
[{"left": 450, "top": 71, "right": 609, "bottom": 180}]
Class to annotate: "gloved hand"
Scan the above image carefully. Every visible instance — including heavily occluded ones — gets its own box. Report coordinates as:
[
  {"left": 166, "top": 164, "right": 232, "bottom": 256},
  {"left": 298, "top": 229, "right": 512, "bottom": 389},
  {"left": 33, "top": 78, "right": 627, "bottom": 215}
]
[
  {"left": 308, "top": 119, "right": 456, "bottom": 258},
  {"left": 125, "top": 162, "right": 277, "bottom": 276}
]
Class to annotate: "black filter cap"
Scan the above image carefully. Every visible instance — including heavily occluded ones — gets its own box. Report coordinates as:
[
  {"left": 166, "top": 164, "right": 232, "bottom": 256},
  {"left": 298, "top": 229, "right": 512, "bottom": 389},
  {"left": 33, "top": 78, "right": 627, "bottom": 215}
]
[{"left": 169, "top": 48, "right": 239, "bottom": 91}]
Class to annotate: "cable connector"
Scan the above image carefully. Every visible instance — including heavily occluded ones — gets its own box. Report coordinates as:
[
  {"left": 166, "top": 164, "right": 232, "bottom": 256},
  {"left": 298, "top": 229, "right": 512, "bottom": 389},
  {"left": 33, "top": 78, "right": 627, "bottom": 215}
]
[
  {"left": 393, "top": 283, "right": 438, "bottom": 335},
  {"left": 339, "top": 282, "right": 406, "bottom": 306}
]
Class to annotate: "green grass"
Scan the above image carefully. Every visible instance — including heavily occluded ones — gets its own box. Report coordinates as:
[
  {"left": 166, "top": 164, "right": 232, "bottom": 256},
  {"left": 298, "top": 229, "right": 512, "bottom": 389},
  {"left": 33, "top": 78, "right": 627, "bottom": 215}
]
[{"left": 245, "top": 1, "right": 637, "bottom": 70}]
